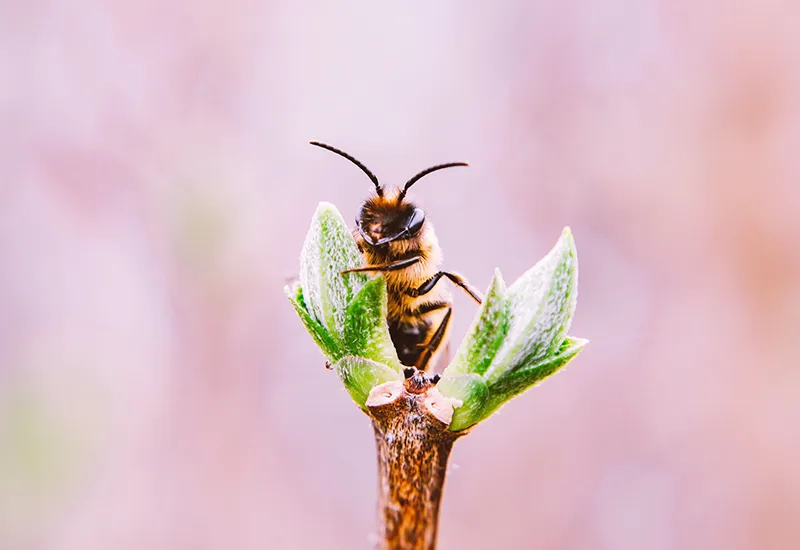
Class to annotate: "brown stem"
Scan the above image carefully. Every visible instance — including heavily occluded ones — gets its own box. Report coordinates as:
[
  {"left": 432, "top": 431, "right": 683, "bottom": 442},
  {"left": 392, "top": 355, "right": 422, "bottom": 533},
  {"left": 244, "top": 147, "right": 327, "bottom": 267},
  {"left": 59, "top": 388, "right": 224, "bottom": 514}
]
[{"left": 366, "top": 369, "right": 464, "bottom": 550}]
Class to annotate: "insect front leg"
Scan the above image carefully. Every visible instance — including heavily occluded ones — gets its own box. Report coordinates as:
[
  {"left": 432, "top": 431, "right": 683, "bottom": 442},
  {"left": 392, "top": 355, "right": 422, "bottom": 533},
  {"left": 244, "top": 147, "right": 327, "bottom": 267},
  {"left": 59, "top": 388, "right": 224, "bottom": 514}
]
[{"left": 341, "top": 255, "right": 421, "bottom": 274}]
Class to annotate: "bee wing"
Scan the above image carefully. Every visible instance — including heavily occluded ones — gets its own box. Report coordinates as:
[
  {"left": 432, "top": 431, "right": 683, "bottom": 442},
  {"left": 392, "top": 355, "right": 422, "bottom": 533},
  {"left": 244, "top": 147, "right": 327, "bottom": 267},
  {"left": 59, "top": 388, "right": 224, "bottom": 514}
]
[{"left": 433, "top": 341, "right": 452, "bottom": 373}]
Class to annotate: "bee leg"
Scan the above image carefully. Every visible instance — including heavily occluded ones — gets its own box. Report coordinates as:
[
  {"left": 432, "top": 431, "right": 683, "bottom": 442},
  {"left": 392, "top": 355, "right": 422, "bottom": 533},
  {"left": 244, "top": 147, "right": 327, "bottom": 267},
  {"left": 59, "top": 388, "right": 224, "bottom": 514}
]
[
  {"left": 408, "top": 271, "right": 483, "bottom": 304},
  {"left": 391, "top": 302, "right": 448, "bottom": 367},
  {"left": 415, "top": 307, "right": 452, "bottom": 371},
  {"left": 341, "top": 255, "right": 420, "bottom": 274}
]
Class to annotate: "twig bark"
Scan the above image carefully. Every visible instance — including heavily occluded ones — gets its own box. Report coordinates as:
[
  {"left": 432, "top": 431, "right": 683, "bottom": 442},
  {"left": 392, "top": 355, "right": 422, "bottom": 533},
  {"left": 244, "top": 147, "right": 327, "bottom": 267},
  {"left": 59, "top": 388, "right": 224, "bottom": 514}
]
[{"left": 366, "top": 369, "right": 465, "bottom": 550}]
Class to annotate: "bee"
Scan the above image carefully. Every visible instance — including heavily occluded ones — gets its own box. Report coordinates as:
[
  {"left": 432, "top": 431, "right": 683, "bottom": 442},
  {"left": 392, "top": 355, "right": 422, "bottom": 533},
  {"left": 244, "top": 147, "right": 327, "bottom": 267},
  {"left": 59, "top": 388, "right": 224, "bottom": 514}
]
[{"left": 310, "top": 141, "right": 483, "bottom": 371}]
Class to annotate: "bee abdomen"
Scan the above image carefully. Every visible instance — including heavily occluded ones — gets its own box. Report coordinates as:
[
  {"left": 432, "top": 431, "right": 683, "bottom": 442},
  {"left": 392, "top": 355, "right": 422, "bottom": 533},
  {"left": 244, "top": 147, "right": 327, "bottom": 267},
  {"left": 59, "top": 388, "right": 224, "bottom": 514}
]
[
  {"left": 389, "top": 319, "right": 429, "bottom": 367},
  {"left": 387, "top": 300, "right": 450, "bottom": 367}
]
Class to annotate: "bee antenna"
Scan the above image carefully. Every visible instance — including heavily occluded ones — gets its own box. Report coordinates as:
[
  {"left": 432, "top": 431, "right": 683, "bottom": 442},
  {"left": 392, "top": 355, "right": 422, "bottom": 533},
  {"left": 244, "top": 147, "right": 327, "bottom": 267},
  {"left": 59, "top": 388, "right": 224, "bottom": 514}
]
[
  {"left": 399, "top": 162, "right": 469, "bottom": 201},
  {"left": 309, "top": 141, "right": 383, "bottom": 197}
]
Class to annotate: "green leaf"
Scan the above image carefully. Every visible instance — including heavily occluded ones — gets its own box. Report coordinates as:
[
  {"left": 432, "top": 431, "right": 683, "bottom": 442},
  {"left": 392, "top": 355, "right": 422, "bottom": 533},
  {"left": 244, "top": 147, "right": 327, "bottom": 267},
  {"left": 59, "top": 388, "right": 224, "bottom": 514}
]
[
  {"left": 481, "top": 337, "right": 587, "bottom": 420},
  {"left": 299, "top": 202, "right": 368, "bottom": 342},
  {"left": 288, "top": 204, "right": 588, "bottom": 425},
  {"left": 444, "top": 269, "right": 509, "bottom": 377},
  {"left": 285, "top": 281, "right": 341, "bottom": 361},
  {"left": 484, "top": 228, "right": 578, "bottom": 384},
  {"left": 334, "top": 356, "right": 403, "bottom": 409},
  {"left": 344, "top": 277, "right": 402, "bottom": 372},
  {"left": 436, "top": 374, "right": 489, "bottom": 432},
  {"left": 288, "top": 204, "right": 405, "bottom": 411}
]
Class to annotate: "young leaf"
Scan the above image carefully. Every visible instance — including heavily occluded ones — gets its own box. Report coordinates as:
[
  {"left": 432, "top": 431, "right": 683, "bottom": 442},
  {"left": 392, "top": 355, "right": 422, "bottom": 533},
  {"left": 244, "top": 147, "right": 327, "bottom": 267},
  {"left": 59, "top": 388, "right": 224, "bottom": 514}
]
[
  {"left": 334, "top": 356, "right": 403, "bottom": 409},
  {"left": 484, "top": 228, "right": 578, "bottom": 384},
  {"left": 444, "top": 269, "right": 509, "bottom": 377},
  {"left": 480, "top": 337, "right": 587, "bottom": 420},
  {"left": 436, "top": 374, "right": 489, "bottom": 432},
  {"left": 299, "top": 202, "right": 368, "bottom": 342},
  {"left": 344, "top": 276, "right": 402, "bottom": 371},
  {"left": 288, "top": 203, "right": 588, "bottom": 426},
  {"left": 285, "top": 281, "right": 341, "bottom": 361}
]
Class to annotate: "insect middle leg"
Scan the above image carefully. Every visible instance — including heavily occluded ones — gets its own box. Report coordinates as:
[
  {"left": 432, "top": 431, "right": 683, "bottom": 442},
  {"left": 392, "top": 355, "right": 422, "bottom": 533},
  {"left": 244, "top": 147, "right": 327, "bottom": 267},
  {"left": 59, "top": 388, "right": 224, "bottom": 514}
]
[{"left": 407, "top": 271, "right": 483, "bottom": 304}]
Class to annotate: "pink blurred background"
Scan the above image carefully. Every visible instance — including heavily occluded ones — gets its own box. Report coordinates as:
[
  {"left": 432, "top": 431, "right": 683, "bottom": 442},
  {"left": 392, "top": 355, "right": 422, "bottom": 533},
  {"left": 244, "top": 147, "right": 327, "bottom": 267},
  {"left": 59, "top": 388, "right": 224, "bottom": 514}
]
[{"left": 2, "top": 1, "right": 799, "bottom": 549}]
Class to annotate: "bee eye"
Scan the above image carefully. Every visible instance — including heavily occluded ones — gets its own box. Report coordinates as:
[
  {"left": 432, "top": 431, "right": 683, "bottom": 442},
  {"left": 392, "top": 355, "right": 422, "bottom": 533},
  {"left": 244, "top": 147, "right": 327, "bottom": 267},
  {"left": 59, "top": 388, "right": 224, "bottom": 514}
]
[
  {"left": 407, "top": 208, "right": 425, "bottom": 236},
  {"left": 356, "top": 205, "right": 368, "bottom": 226}
]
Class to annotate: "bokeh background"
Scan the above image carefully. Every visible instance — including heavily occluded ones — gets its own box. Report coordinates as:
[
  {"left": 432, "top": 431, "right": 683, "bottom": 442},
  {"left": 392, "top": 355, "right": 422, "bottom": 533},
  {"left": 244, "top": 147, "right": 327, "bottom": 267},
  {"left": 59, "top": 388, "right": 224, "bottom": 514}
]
[{"left": 2, "top": 1, "right": 799, "bottom": 549}]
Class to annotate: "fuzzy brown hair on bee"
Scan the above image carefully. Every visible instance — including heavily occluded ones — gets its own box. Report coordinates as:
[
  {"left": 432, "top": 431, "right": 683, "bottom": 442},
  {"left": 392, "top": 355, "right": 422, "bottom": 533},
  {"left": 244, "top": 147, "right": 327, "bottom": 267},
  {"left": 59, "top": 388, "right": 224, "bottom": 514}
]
[{"left": 310, "top": 141, "right": 483, "bottom": 371}]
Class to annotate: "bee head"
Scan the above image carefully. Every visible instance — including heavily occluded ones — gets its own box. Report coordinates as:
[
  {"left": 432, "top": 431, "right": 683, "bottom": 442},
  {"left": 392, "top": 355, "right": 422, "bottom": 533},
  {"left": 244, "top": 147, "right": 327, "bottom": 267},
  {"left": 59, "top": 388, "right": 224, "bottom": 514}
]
[
  {"left": 309, "top": 141, "right": 468, "bottom": 246},
  {"left": 356, "top": 192, "right": 426, "bottom": 247}
]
